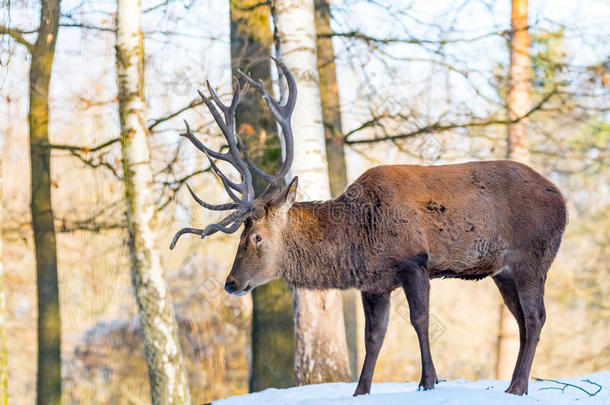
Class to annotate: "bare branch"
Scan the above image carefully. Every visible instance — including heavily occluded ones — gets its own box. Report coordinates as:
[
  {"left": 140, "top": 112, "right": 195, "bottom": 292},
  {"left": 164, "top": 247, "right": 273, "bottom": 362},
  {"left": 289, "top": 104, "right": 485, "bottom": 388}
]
[
  {"left": 346, "top": 89, "right": 556, "bottom": 145},
  {"left": 148, "top": 99, "right": 204, "bottom": 131},
  {"left": 0, "top": 25, "right": 33, "bottom": 51},
  {"left": 58, "top": 23, "right": 115, "bottom": 32},
  {"left": 46, "top": 138, "right": 120, "bottom": 153},
  {"left": 318, "top": 30, "right": 501, "bottom": 45}
]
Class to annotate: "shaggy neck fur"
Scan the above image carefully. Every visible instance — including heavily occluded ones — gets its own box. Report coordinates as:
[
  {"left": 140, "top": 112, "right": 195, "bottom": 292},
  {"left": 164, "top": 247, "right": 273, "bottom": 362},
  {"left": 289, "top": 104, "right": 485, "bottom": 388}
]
[{"left": 278, "top": 191, "right": 388, "bottom": 290}]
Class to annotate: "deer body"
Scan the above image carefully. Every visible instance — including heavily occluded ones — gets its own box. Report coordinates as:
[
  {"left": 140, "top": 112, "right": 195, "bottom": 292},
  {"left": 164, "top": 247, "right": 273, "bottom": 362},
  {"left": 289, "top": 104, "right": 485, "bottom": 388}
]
[
  {"left": 171, "top": 61, "right": 566, "bottom": 398},
  {"left": 279, "top": 160, "right": 566, "bottom": 293}
]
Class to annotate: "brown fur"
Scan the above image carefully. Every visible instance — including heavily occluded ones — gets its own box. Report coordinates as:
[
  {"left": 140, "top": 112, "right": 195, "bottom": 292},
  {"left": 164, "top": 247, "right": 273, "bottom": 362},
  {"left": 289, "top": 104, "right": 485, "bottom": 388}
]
[{"left": 225, "top": 160, "right": 567, "bottom": 396}]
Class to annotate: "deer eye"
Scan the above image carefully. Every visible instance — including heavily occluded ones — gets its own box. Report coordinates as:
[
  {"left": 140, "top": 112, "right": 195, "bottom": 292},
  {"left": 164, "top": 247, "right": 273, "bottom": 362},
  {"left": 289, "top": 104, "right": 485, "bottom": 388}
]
[{"left": 253, "top": 234, "right": 263, "bottom": 244}]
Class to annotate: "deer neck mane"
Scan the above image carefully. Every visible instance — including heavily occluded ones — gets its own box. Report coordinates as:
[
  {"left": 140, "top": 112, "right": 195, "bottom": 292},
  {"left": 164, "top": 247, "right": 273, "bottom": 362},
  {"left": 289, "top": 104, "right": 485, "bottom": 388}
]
[{"left": 278, "top": 199, "right": 361, "bottom": 290}]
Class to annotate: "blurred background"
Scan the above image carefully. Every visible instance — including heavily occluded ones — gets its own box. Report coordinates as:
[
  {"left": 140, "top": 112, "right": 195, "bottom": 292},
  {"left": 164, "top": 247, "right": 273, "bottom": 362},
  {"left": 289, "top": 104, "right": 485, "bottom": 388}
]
[{"left": 0, "top": 0, "right": 608, "bottom": 404}]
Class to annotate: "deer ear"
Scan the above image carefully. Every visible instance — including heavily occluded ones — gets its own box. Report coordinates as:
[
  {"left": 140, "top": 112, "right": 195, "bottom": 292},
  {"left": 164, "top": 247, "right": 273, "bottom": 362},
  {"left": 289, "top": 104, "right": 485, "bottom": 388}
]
[
  {"left": 270, "top": 176, "right": 298, "bottom": 210},
  {"left": 283, "top": 176, "right": 298, "bottom": 206}
]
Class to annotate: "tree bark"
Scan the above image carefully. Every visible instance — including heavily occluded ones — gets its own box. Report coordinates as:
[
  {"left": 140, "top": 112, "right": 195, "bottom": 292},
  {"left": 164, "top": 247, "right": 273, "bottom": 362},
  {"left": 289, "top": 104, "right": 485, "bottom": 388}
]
[
  {"left": 314, "top": 0, "right": 347, "bottom": 198},
  {"left": 116, "top": 1, "right": 190, "bottom": 403},
  {"left": 506, "top": 0, "right": 531, "bottom": 162},
  {"left": 0, "top": 143, "right": 7, "bottom": 405},
  {"left": 496, "top": 0, "right": 531, "bottom": 380},
  {"left": 29, "top": 1, "right": 62, "bottom": 403},
  {"left": 273, "top": 0, "right": 351, "bottom": 384},
  {"left": 229, "top": 0, "right": 295, "bottom": 391},
  {"left": 313, "top": 0, "right": 358, "bottom": 380}
]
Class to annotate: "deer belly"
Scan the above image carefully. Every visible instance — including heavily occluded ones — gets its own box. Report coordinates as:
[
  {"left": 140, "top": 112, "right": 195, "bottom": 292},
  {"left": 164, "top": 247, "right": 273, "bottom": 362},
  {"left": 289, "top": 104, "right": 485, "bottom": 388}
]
[{"left": 427, "top": 236, "right": 507, "bottom": 280}]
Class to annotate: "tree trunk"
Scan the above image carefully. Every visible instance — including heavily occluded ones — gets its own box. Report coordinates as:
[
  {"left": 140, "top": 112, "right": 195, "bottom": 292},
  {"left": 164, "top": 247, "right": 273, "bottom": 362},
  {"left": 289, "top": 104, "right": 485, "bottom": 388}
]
[
  {"left": 314, "top": 0, "right": 347, "bottom": 197},
  {"left": 116, "top": 1, "right": 191, "bottom": 403},
  {"left": 229, "top": 0, "right": 295, "bottom": 391},
  {"left": 313, "top": 0, "right": 358, "bottom": 380},
  {"left": 0, "top": 144, "right": 7, "bottom": 405},
  {"left": 496, "top": 0, "right": 531, "bottom": 380},
  {"left": 273, "top": 0, "right": 351, "bottom": 384},
  {"left": 29, "top": 1, "right": 62, "bottom": 403},
  {"left": 506, "top": 0, "right": 531, "bottom": 162}
]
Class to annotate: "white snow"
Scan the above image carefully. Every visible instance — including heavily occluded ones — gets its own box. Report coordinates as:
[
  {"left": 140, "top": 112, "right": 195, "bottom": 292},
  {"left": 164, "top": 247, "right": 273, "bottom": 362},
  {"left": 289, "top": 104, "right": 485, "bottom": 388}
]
[{"left": 214, "top": 371, "right": 610, "bottom": 405}]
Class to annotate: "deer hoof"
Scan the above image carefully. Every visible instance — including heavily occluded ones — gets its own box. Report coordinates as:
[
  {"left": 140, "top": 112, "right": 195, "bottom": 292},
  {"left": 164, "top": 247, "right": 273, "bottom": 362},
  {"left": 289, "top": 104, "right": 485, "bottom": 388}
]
[
  {"left": 505, "top": 380, "right": 528, "bottom": 396},
  {"left": 353, "top": 386, "right": 370, "bottom": 396},
  {"left": 418, "top": 373, "right": 437, "bottom": 391}
]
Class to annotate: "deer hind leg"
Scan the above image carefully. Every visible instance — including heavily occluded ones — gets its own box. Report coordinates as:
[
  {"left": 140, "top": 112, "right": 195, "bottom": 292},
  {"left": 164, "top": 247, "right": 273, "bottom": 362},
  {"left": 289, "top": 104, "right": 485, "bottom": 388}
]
[
  {"left": 353, "top": 291, "right": 390, "bottom": 396},
  {"left": 401, "top": 263, "right": 437, "bottom": 390},
  {"left": 505, "top": 263, "right": 547, "bottom": 396},
  {"left": 492, "top": 271, "right": 526, "bottom": 384}
]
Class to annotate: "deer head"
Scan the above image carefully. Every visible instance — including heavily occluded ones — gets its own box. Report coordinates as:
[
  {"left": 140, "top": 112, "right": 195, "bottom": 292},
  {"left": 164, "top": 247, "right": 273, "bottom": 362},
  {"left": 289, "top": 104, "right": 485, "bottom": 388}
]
[{"left": 170, "top": 58, "right": 298, "bottom": 296}]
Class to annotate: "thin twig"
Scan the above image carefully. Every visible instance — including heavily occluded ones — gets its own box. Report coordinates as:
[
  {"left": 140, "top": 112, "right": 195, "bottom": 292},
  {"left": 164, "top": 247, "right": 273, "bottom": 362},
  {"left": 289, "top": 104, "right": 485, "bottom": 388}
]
[
  {"left": 534, "top": 377, "right": 602, "bottom": 397},
  {"left": 148, "top": 99, "right": 204, "bottom": 131}
]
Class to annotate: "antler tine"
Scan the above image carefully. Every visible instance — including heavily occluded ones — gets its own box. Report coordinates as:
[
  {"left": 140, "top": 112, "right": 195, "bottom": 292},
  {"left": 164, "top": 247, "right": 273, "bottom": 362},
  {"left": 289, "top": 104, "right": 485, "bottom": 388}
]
[
  {"left": 185, "top": 183, "right": 239, "bottom": 211},
  {"left": 170, "top": 227, "right": 204, "bottom": 249},
  {"left": 197, "top": 82, "right": 255, "bottom": 203},
  {"left": 205, "top": 80, "right": 229, "bottom": 112},
  {"left": 170, "top": 206, "right": 246, "bottom": 249},
  {"left": 198, "top": 89, "right": 234, "bottom": 142},
  {"left": 228, "top": 76, "right": 250, "bottom": 114},
  {"left": 271, "top": 56, "right": 297, "bottom": 114},
  {"left": 200, "top": 145, "right": 244, "bottom": 193},
  {"left": 237, "top": 57, "right": 296, "bottom": 188},
  {"left": 235, "top": 134, "right": 275, "bottom": 184},
  {"left": 200, "top": 216, "right": 243, "bottom": 239},
  {"left": 237, "top": 58, "right": 296, "bottom": 123},
  {"left": 180, "top": 120, "right": 231, "bottom": 162},
  {"left": 269, "top": 57, "right": 296, "bottom": 182}
]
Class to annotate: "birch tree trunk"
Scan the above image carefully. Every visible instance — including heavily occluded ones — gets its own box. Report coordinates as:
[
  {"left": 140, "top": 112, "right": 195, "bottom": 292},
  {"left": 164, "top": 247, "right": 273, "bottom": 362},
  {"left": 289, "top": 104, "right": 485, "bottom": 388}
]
[
  {"left": 313, "top": 0, "right": 358, "bottom": 380},
  {"left": 273, "top": 0, "right": 351, "bottom": 384},
  {"left": 116, "top": 1, "right": 190, "bottom": 403},
  {"left": 496, "top": 0, "right": 531, "bottom": 380},
  {"left": 29, "top": 1, "right": 62, "bottom": 403},
  {"left": 0, "top": 145, "right": 7, "bottom": 405},
  {"left": 229, "top": 0, "right": 295, "bottom": 391}
]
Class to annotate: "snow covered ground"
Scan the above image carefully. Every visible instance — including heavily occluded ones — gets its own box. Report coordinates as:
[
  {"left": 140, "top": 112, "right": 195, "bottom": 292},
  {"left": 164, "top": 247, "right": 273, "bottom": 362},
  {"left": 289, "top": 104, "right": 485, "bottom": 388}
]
[{"left": 214, "top": 371, "right": 610, "bottom": 405}]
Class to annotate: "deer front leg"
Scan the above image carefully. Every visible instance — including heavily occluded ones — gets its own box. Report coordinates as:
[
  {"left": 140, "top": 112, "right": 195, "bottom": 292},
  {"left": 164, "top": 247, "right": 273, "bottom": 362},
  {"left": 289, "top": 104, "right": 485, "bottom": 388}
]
[
  {"left": 353, "top": 291, "right": 390, "bottom": 396},
  {"left": 401, "top": 261, "right": 437, "bottom": 390}
]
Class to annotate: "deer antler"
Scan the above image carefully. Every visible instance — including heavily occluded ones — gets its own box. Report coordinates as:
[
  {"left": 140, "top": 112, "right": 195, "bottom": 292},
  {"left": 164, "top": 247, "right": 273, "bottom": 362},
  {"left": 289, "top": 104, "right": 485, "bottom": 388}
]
[
  {"left": 237, "top": 57, "right": 296, "bottom": 193},
  {"left": 170, "top": 58, "right": 297, "bottom": 249}
]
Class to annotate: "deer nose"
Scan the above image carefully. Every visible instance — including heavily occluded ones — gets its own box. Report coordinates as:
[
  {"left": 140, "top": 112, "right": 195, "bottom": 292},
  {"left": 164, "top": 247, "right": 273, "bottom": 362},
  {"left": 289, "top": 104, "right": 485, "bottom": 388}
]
[{"left": 224, "top": 280, "right": 237, "bottom": 294}]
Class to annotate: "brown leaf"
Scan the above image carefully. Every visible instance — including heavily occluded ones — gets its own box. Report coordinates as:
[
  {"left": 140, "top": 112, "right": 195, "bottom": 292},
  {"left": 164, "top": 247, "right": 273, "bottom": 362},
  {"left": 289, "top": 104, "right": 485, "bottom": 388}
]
[{"left": 239, "top": 123, "right": 256, "bottom": 136}]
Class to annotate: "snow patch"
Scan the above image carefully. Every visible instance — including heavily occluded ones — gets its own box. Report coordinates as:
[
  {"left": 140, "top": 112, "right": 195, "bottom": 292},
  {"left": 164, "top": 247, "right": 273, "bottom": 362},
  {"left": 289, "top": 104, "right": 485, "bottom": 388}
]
[{"left": 214, "top": 371, "right": 610, "bottom": 405}]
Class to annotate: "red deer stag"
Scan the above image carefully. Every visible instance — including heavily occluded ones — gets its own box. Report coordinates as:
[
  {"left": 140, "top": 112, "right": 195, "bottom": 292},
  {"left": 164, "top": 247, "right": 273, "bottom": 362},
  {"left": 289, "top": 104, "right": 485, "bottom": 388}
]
[{"left": 170, "top": 59, "right": 567, "bottom": 396}]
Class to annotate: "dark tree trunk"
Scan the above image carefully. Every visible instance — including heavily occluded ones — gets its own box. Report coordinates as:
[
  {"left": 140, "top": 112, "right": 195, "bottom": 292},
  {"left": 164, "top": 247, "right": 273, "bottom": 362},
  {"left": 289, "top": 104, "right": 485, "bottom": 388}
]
[
  {"left": 230, "top": 0, "right": 295, "bottom": 391},
  {"left": 29, "top": 1, "right": 62, "bottom": 404},
  {"left": 314, "top": 0, "right": 358, "bottom": 380},
  {"left": 314, "top": 0, "right": 347, "bottom": 197}
]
